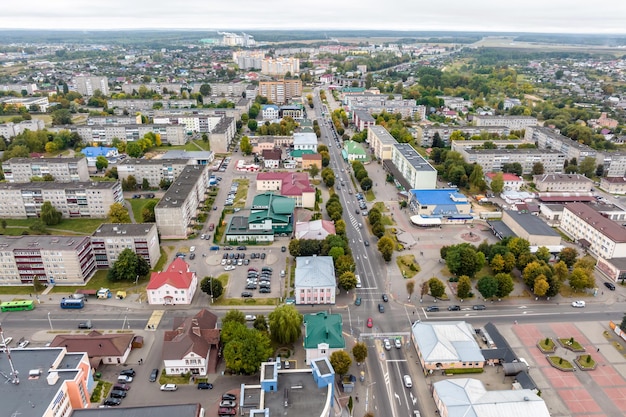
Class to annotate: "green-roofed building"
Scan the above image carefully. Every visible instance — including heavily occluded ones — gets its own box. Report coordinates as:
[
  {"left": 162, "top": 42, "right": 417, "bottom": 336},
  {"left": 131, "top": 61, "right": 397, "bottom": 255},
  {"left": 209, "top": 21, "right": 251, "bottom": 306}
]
[
  {"left": 342, "top": 140, "right": 368, "bottom": 162},
  {"left": 303, "top": 312, "right": 345, "bottom": 364},
  {"left": 341, "top": 87, "right": 366, "bottom": 93},
  {"left": 249, "top": 192, "right": 295, "bottom": 234}
]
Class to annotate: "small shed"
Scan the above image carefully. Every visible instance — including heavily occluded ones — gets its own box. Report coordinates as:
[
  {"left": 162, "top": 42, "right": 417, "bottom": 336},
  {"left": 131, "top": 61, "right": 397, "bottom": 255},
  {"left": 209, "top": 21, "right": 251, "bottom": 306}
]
[{"left": 132, "top": 335, "right": 144, "bottom": 349}]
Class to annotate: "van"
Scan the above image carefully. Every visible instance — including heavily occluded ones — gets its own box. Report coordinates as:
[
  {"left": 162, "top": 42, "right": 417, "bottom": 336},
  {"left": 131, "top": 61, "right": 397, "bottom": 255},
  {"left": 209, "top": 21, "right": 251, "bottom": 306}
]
[
  {"left": 403, "top": 375, "right": 413, "bottom": 388},
  {"left": 355, "top": 274, "right": 362, "bottom": 288},
  {"left": 78, "top": 320, "right": 92, "bottom": 329}
]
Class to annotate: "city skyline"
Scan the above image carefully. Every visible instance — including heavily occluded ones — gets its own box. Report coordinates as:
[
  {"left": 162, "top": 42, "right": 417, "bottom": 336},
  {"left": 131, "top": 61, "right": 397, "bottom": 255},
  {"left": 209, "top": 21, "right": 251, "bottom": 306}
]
[{"left": 2, "top": 0, "right": 626, "bottom": 35}]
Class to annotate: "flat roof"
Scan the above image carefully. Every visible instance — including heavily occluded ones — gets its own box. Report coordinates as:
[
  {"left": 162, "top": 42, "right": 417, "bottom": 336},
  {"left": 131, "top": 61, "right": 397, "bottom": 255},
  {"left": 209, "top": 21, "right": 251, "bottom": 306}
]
[
  {"left": 0, "top": 181, "right": 119, "bottom": 191},
  {"left": 369, "top": 125, "right": 397, "bottom": 143},
  {"left": 0, "top": 235, "right": 90, "bottom": 251},
  {"left": 564, "top": 202, "right": 626, "bottom": 243},
  {"left": 5, "top": 157, "right": 84, "bottom": 164},
  {"left": 462, "top": 148, "right": 563, "bottom": 155},
  {"left": 263, "top": 371, "right": 330, "bottom": 417},
  {"left": 119, "top": 158, "right": 190, "bottom": 166},
  {"left": 533, "top": 173, "right": 592, "bottom": 183},
  {"left": 93, "top": 223, "right": 155, "bottom": 237},
  {"left": 393, "top": 143, "right": 436, "bottom": 172},
  {"left": 73, "top": 404, "right": 202, "bottom": 417},
  {"left": 504, "top": 210, "right": 560, "bottom": 237},
  {"left": 161, "top": 150, "right": 214, "bottom": 160},
  {"left": 532, "top": 126, "right": 596, "bottom": 152},
  {"left": 409, "top": 188, "right": 469, "bottom": 205},
  {"left": 212, "top": 116, "right": 234, "bottom": 133},
  {"left": 156, "top": 165, "right": 207, "bottom": 209}
]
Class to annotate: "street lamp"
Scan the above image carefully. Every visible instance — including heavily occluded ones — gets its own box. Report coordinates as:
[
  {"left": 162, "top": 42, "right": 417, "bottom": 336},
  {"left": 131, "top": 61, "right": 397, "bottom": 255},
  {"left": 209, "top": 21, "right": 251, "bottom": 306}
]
[
  {"left": 47, "top": 312, "right": 53, "bottom": 331},
  {"left": 365, "top": 381, "right": 377, "bottom": 412}
]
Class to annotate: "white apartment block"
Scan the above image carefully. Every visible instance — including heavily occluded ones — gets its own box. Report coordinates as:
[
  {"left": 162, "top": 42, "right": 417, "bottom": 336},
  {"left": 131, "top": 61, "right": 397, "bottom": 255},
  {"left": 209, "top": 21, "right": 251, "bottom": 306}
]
[
  {"left": 421, "top": 126, "right": 511, "bottom": 147},
  {"left": 0, "top": 96, "right": 50, "bottom": 112},
  {"left": 108, "top": 98, "right": 196, "bottom": 110},
  {"left": 73, "top": 124, "right": 187, "bottom": 146},
  {"left": 120, "top": 83, "right": 183, "bottom": 95},
  {"left": 3, "top": 157, "right": 90, "bottom": 183},
  {"left": 368, "top": 125, "right": 397, "bottom": 160},
  {"left": 87, "top": 115, "right": 139, "bottom": 125},
  {"left": 155, "top": 165, "right": 210, "bottom": 239},
  {"left": 91, "top": 223, "right": 161, "bottom": 268},
  {"left": 473, "top": 115, "right": 538, "bottom": 129},
  {"left": 261, "top": 57, "right": 300, "bottom": 76},
  {"left": 153, "top": 114, "right": 223, "bottom": 133},
  {"left": 0, "top": 180, "right": 123, "bottom": 219},
  {"left": 560, "top": 202, "right": 626, "bottom": 260},
  {"left": 391, "top": 143, "right": 437, "bottom": 190},
  {"left": 209, "top": 116, "right": 237, "bottom": 153},
  {"left": 117, "top": 158, "right": 190, "bottom": 188},
  {"left": 0, "top": 83, "right": 38, "bottom": 94},
  {"left": 73, "top": 76, "right": 109, "bottom": 96},
  {"left": 450, "top": 139, "right": 529, "bottom": 153},
  {"left": 533, "top": 173, "right": 593, "bottom": 192},
  {"left": 602, "top": 153, "right": 626, "bottom": 178},
  {"left": 459, "top": 148, "right": 565, "bottom": 175},
  {"left": 0, "top": 235, "right": 96, "bottom": 285},
  {"left": 258, "top": 80, "right": 302, "bottom": 104},
  {"left": 526, "top": 126, "right": 599, "bottom": 163},
  {"left": 0, "top": 119, "right": 45, "bottom": 139}
]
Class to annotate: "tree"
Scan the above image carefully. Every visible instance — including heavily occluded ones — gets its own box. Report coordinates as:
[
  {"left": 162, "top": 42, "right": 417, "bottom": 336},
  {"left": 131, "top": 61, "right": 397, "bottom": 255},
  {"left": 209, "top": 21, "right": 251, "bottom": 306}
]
[
  {"left": 51, "top": 109, "right": 72, "bottom": 125},
  {"left": 406, "top": 280, "right": 415, "bottom": 299},
  {"left": 95, "top": 156, "right": 108, "bottom": 172},
  {"left": 309, "top": 163, "right": 320, "bottom": 179},
  {"left": 535, "top": 246, "right": 551, "bottom": 263},
  {"left": 108, "top": 202, "right": 131, "bottom": 223},
  {"left": 569, "top": 267, "right": 595, "bottom": 291},
  {"left": 553, "top": 260, "right": 569, "bottom": 282},
  {"left": 122, "top": 175, "right": 138, "bottom": 191},
  {"left": 477, "top": 275, "right": 498, "bottom": 299},
  {"left": 490, "top": 172, "right": 504, "bottom": 194},
  {"left": 533, "top": 277, "right": 549, "bottom": 297},
  {"left": 352, "top": 342, "right": 368, "bottom": 364},
  {"left": 247, "top": 119, "right": 258, "bottom": 132},
  {"left": 329, "top": 350, "right": 352, "bottom": 376},
  {"left": 254, "top": 315, "right": 268, "bottom": 332},
  {"left": 531, "top": 162, "right": 545, "bottom": 175},
  {"left": 377, "top": 236, "right": 394, "bottom": 262},
  {"left": 490, "top": 253, "right": 506, "bottom": 273},
  {"left": 240, "top": 136, "right": 253, "bottom": 155},
  {"left": 1, "top": 220, "right": 6, "bottom": 229},
  {"left": 223, "top": 309, "right": 246, "bottom": 325},
  {"left": 223, "top": 326, "right": 273, "bottom": 374},
  {"left": 126, "top": 142, "right": 143, "bottom": 158},
  {"left": 141, "top": 200, "right": 157, "bottom": 222},
  {"left": 469, "top": 164, "right": 485, "bottom": 190},
  {"left": 338, "top": 271, "right": 357, "bottom": 291},
  {"left": 522, "top": 260, "right": 552, "bottom": 287},
  {"left": 200, "top": 276, "right": 223, "bottom": 299},
  {"left": 495, "top": 273, "right": 515, "bottom": 298},
  {"left": 558, "top": 247, "right": 578, "bottom": 268},
  {"left": 620, "top": 314, "right": 626, "bottom": 333},
  {"left": 360, "top": 177, "right": 373, "bottom": 191},
  {"left": 445, "top": 243, "right": 486, "bottom": 278},
  {"left": 428, "top": 277, "right": 446, "bottom": 298},
  {"left": 199, "top": 83, "right": 211, "bottom": 96},
  {"left": 40, "top": 201, "right": 62, "bottom": 225},
  {"left": 578, "top": 156, "right": 596, "bottom": 178},
  {"left": 107, "top": 248, "right": 143, "bottom": 281},
  {"left": 457, "top": 275, "right": 472, "bottom": 299},
  {"left": 268, "top": 305, "right": 303, "bottom": 344}
]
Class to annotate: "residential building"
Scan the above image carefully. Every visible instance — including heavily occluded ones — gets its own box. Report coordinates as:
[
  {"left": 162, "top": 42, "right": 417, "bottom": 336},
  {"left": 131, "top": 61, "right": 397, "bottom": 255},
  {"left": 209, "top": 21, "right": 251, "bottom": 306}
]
[
  {"left": 0, "top": 96, "right": 50, "bottom": 112},
  {"left": 153, "top": 114, "right": 222, "bottom": 133},
  {"left": 295, "top": 256, "right": 336, "bottom": 305},
  {"left": 87, "top": 115, "right": 139, "bottom": 125},
  {"left": 450, "top": 138, "right": 528, "bottom": 153},
  {"left": 303, "top": 312, "right": 345, "bottom": 364},
  {"left": 248, "top": 192, "right": 296, "bottom": 234},
  {"left": 209, "top": 116, "right": 236, "bottom": 153},
  {"left": 1, "top": 347, "right": 92, "bottom": 417},
  {"left": 533, "top": 173, "right": 593, "bottom": 192},
  {"left": 432, "top": 379, "right": 550, "bottom": 417},
  {"left": 561, "top": 202, "right": 626, "bottom": 260},
  {"left": 458, "top": 148, "right": 566, "bottom": 175},
  {"left": 155, "top": 165, "right": 210, "bottom": 239},
  {"left": 261, "top": 57, "right": 300, "bottom": 76},
  {"left": 342, "top": 140, "right": 368, "bottom": 162},
  {"left": 422, "top": 125, "right": 511, "bottom": 147},
  {"left": 0, "top": 118, "right": 45, "bottom": 138},
  {"left": 250, "top": 135, "right": 293, "bottom": 153},
  {"left": 280, "top": 105, "right": 304, "bottom": 120},
  {"left": 473, "top": 115, "right": 538, "bottom": 129},
  {"left": 258, "top": 79, "right": 302, "bottom": 104},
  {"left": 91, "top": 223, "right": 160, "bottom": 269},
  {"left": 256, "top": 172, "right": 315, "bottom": 208},
  {"left": 73, "top": 75, "right": 109, "bottom": 96},
  {"left": 408, "top": 189, "right": 473, "bottom": 226},
  {"left": 388, "top": 143, "right": 437, "bottom": 190},
  {"left": 261, "top": 149, "right": 282, "bottom": 169},
  {"left": 0, "top": 180, "right": 123, "bottom": 219},
  {"left": 438, "top": 95, "right": 473, "bottom": 110},
  {"left": 293, "top": 132, "right": 318, "bottom": 151},
  {"left": 288, "top": 149, "right": 315, "bottom": 165},
  {"left": 526, "top": 126, "right": 599, "bottom": 163},
  {"left": 603, "top": 152, "right": 626, "bottom": 177},
  {"left": 2, "top": 157, "right": 90, "bottom": 183},
  {"left": 0, "top": 82, "right": 38, "bottom": 94},
  {"left": 302, "top": 153, "right": 322, "bottom": 170},
  {"left": 601, "top": 177, "right": 626, "bottom": 194},
  {"left": 411, "top": 321, "right": 485, "bottom": 374},
  {"left": 261, "top": 104, "right": 280, "bottom": 120},
  {"left": 50, "top": 331, "right": 134, "bottom": 366},
  {"left": 108, "top": 98, "right": 196, "bottom": 111},
  {"left": 492, "top": 210, "right": 561, "bottom": 246},
  {"left": 485, "top": 172, "right": 523, "bottom": 192},
  {"left": 118, "top": 158, "right": 190, "bottom": 188},
  {"left": 0, "top": 235, "right": 96, "bottom": 285},
  {"left": 368, "top": 125, "right": 396, "bottom": 160},
  {"left": 147, "top": 258, "right": 198, "bottom": 305},
  {"left": 161, "top": 150, "right": 215, "bottom": 166},
  {"left": 295, "top": 220, "right": 336, "bottom": 240},
  {"left": 119, "top": 83, "right": 183, "bottom": 96},
  {"left": 71, "top": 124, "right": 187, "bottom": 146},
  {"left": 353, "top": 110, "right": 376, "bottom": 132},
  {"left": 162, "top": 309, "right": 220, "bottom": 376}
]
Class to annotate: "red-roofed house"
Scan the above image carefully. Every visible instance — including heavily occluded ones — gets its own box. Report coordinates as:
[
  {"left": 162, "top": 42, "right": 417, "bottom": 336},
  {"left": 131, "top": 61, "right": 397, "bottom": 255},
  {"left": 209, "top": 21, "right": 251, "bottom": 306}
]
[
  {"left": 147, "top": 258, "right": 198, "bottom": 305},
  {"left": 50, "top": 331, "right": 134, "bottom": 368},
  {"left": 302, "top": 153, "right": 322, "bottom": 170},
  {"left": 163, "top": 309, "right": 220, "bottom": 376},
  {"left": 256, "top": 172, "right": 315, "bottom": 208},
  {"left": 485, "top": 172, "right": 524, "bottom": 192}
]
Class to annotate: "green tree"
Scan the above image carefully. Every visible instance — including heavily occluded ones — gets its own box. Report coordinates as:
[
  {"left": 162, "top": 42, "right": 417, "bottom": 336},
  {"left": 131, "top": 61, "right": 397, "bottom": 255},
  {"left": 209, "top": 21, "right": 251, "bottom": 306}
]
[
  {"left": 254, "top": 315, "right": 268, "bottom": 332},
  {"left": 268, "top": 305, "right": 303, "bottom": 345},
  {"left": 445, "top": 243, "right": 486, "bottom": 278},
  {"left": 223, "top": 309, "right": 247, "bottom": 326},
  {"left": 126, "top": 142, "right": 143, "bottom": 158},
  {"left": 122, "top": 175, "right": 137, "bottom": 191},
  {"left": 329, "top": 350, "right": 352, "bottom": 376},
  {"left": 360, "top": 177, "right": 373, "bottom": 191},
  {"left": 51, "top": 109, "right": 72, "bottom": 125},
  {"left": 507, "top": 237, "right": 530, "bottom": 259},
  {"left": 569, "top": 267, "right": 595, "bottom": 291},
  {"left": 558, "top": 247, "right": 578, "bottom": 268},
  {"left": 490, "top": 172, "right": 504, "bottom": 194},
  {"left": 428, "top": 277, "right": 446, "bottom": 298},
  {"left": 469, "top": 164, "right": 485, "bottom": 189},
  {"left": 309, "top": 163, "right": 320, "bottom": 179},
  {"left": 1, "top": 219, "right": 6, "bottom": 229},
  {"left": 533, "top": 276, "right": 549, "bottom": 297},
  {"left": 108, "top": 202, "right": 131, "bottom": 223},
  {"left": 142, "top": 178, "right": 150, "bottom": 190},
  {"left": 141, "top": 200, "right": 157, "bottom": 222},
  {"left": 352, "top": 342, "right": 368, "bottom": 364},
  {"left": 40, "top": 201, "right": 62, "bottom": 226},
  {"left": 200, "top": 276, "right": 223, "bottom": 299},
  {"left": 377, "top": 236, "right": 394, "bottom": 262},
  {"left": 531, "top": 162, "right": 545, "bottom": 175},
  {"left": 338, "top": 271, "right": 357, "bottom": 291},
  {"left": 490, "top": 254, "right": 506, "bottom": 273},
  {"left": 553, "top": 260, "right": 569, "bottom": 282},
  {"left": 495, "top": 273, "right": 515, "bottom": 298},
  {"left": 456, "top": 275, "right": 472, "bottom": 299},
  {"left": 619, "top": 314, "right": 626, "bottom": 332},
  {"left": 578, "top": 156, "right": 596, "bottom": 178},
  {"left": 247, "top": 119, "right": 258, "bottom": 132},
  {"left": 502, "top": 252, "right": 516, "bottom": 273},
  {"left": 107, "top": 248, "right": 138, "bottom": 281},
  {"left": 477, "top": 275, "right": 498, "bottom": 299},
  {"left": 522, "top": 261, "right": 552, "bottom": 287},
  {"left": 240, "top": 136, "right": 253, "bottom": 155},
  {"left": 223, "top": 326, "right": 273, "bottom": 374},
  {"left": 535, "top": 246, "right": 552, "bottom": 263},
  {"left": 199, "top": 83, "right": 211, "bottom": 96},
  {"left": 95, "top": 156, "right": 108, "bottom": 172}
]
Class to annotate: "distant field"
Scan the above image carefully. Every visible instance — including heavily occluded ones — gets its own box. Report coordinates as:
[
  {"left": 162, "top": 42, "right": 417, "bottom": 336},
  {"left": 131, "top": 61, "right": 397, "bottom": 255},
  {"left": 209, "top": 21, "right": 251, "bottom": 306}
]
[{"left": 472, "top": 36, "right": 625, "bottom": 55}]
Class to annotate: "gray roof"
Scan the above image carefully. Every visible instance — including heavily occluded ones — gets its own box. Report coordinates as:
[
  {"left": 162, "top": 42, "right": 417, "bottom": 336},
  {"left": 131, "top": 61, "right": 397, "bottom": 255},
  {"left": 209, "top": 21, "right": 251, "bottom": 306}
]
[
  {"left": 0, "top": 235, "right": 91, "bottom": 251},
  {"left": 533, "top": 173, "right": 592, "bottom": 183},
  {"left": 488, "top": 220, "right": 515, "bottom": 239},
  {"left": 411, "top": 321, "right": 484, "bottom": 363},
  {"left": 93, "top": 223, "right": 156, "bottom": 237},
  {"left": 212, "top": 116, "right": 234, "bottom": 134},
  {"left": 353, "top": 109, "right": 375, "bottom": 122},
  {"left": 393, "top": 143, "right": 436, "bottom": 172},
  {"left": 295, "top": 256, "right": 336, "bottom": 287},
  {"left": 369, "top": 125, "right": 397, "bottom": 143},
  {"left": 261, "top": 371, "right": 332, "bottom": 417},
  {"left": 119, "top": 158, "right": 190, "bottom": 166},
  {"left": 156, "top": 166, "right": 207, "bottom": 209},
  {"left": 73, "top": 404, "right": 203, "bottom": 417},
  {"left": 0, "top": 180, "right": 119, "bottom": 191},
  {"left": 462, "top": 148, "right": 562, "bottom": 156},
  {"left": 5, "top": 157, "right": 84, "bottom": 164},
  {"left": 161, "top": 150, "right": 214, "bottom": 160},
  {"left": 504, "top": 210, "right": 560, "bottom": 237},
  {"left": 293, "top": 132, "right": 318, "bottom": 145}
]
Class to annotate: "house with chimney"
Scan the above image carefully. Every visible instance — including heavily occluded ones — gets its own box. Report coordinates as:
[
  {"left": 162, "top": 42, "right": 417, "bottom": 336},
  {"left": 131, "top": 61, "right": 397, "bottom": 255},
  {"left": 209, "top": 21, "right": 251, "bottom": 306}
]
[
  {"left": 50, "top": 331, "right": 134, "bottom": 368},
  {"left": 162, "top": 309, "right": 221, "bottom": 376},
  {"left": 146, "top": 258, "right": 198, "bottom": 305}
]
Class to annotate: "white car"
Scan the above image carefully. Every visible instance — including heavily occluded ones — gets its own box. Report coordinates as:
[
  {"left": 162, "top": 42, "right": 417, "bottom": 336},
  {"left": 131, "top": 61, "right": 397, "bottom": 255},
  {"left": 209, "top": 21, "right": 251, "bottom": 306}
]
[
  {"left": 18, "top": 340, "right": 30, "bottom": 348},
  {"left": 221, "top": 259, "right": 227, "bottom": 265},
  {"left": 245, "top": 315, "right": 257, "bottom": 321},
  {"left": 571, "top": 300, "right": 586, "bottom": 308},
  {"left": 160, "top": 384, "right": 178, "bottom": 391},
  {"left": 394, "top": 338, "right": 402, "bottom": 349},
  {"left": 189, "top": 246, "right": 195, "bottom": 253},
  {"left": 224, "top": 265, "right": 236, "bottom": 271},
  {"left": 383, "top": 338, "right": 391, "bottom": 351}
]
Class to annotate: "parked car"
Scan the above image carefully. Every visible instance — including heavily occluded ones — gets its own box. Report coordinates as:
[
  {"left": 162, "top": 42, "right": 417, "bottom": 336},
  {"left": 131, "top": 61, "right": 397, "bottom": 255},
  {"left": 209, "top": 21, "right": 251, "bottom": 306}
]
[
  {"left": 197, "top": 382, "right": 213, "bottom": 390},
  {"left": 117, "top": 375, "right": 133, "bottom": 383},
  {"left": 378, "top": 303, "right": 385, "bottom": 313},
  {"left": 260, "top": 253, "right": 266, "bottom": 259},
  {"left": 219, "top": 400, "right": 237, "bottom": 408},
  {"left": 160, "top": 384, "right": 178, "bottom": 391},
  {"left": 17, "top": 339, "right": 30, "bottom": 348},
  {"left": 281, "top": 246, "right": 287, "bottom": 252},
  {"left": 149, "top": 368, "right": 159, "bottom": 382},
  {"left": 425, "top": 306, "right": 439, "bottom": 312},
  {"left": 222, "top": 393, "right": 237, "bottom": 401},
  {"left": 383, "top": 338, "right": 391, "bottom": 350},
  {"left": 355, "top": 297, "right": 362, "bottom": 306},
  {"left": 259, "top": 288, "right": 271, "bottom": 294},
  {"left": 110, "top": 390, "right": 127, "bottom": 398},
  {"left": 367, "top": 317, "right": 373, "bottom": 328},
  {"left": 103, "top": 398, "right": 122, "bottom": 406},
  {"left": 189, "top": 253, "right": 195, "bottom": 260},
  {"left": 120, "top": 369, "right": 136, "bottom": 377},
  {"left": 604, "top": 282, "right": 616, "bottom": 291},
  {"left": 218, "top": 407, "right": 237, "bottom": 416},
  {"left": 241, "top": 292, "right": 253, "bottom": 298},
  {"left": 382, "top": 294, "right": 389, "bottom": 302},
  {"left": 112, "top": 384, "right": 130, "bottom": 391},
  {"left": 245, "top": 315, "right": 256, "bottom": 321}
]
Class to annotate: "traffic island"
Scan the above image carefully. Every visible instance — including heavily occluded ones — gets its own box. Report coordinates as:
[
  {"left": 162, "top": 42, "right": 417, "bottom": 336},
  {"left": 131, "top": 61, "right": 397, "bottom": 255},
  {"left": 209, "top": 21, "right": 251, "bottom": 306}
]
[
  {"left": 547, "top": 356, "right": 575, "bottom": 371},
  {"left": 575, "top": 354, "right": 597, "bottom": 371},
  {"left": 537, "top": 338, "right": 556, "bottom": 353}
]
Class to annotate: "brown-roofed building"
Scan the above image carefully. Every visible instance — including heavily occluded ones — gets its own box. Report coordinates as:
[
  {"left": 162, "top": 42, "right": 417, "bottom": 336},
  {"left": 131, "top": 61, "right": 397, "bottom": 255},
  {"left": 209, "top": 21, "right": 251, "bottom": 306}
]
[
  {"left": 261, "top": 148, "right": 282, "bottom": 169},
  {"left": 50, "top": 331, "right": 134, "bottom": 368},
  {"left": 534, "top": 173, "right": 593, "bottom": 193},
  {"left": 256, "top": 172, "right": 315, "bottom": 208},
  {"left": 147, "top": 258, "right": 198, "bottom": 305},
  {"left": 302, "top": 153, "right": 322, "bottom": 170},
  {"left": 600, "top": 177, "right": 626, "bottom": 195},
  {"left": 561, "top": 202, "right": 626, "bottom": 260},
  {"left": 162, "top": 309, "right": 220, "bottom": 376}
]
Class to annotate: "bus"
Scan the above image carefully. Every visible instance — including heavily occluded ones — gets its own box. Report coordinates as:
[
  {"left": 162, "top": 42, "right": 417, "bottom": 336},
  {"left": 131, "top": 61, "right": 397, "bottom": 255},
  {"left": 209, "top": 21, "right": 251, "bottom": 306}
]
[
  {"left": 60, "top": 298, "right": 85, "bottom": 309},
  {"left": 1, "top": 300, "right": 35, "bottom": 312}
]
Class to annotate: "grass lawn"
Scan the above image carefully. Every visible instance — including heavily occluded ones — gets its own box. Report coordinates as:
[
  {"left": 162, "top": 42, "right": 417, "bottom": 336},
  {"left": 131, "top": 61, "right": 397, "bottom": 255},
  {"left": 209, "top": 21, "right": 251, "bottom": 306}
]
[
  {"left": 153, "top": 247, "right": 169, "bottom": 272},
  {"left": 127, "top": 198, "right": 158, "bottom": 223},
  {"left": 538, "top": 338, "right": 556, "bottom": 352},
  {"left": 559, "top": 338, "right": 584, "bottom": 351},
  {"left": 51, "top": 269, "right": 151, "bottom": 295},
  {"left": 159, "top": 370, "right": 190, "bottom": 384},
  {"left": 576, "top": 354, "right": 596, "bottom": 369},
  {"left": 548, "top": 356, "right": 574, "bottom": 369},
  {"left": 233, "top": 179, "right": 250, "bottom": 208},
  {"left": 372, "top": 202, "right": 387, "bottom": 213},
  {"left": 396, "top": 254, "right": 420, "bottom": 278},
  {"left": 0, "top": 218, "right": 104, "bottom": 236},
  {"left": 365, "top": 190, "right": 376, "bottom": 201}
]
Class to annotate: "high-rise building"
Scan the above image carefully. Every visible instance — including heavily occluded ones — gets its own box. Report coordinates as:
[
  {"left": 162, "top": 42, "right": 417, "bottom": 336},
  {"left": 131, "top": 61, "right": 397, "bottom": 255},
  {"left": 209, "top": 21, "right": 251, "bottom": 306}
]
[{"left": 258, "top": 80, "right": 302, "bottom": 104}]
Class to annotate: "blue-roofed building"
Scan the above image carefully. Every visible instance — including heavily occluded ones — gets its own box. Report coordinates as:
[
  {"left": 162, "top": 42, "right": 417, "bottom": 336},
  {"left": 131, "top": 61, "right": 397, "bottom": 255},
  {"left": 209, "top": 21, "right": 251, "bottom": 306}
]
[
  {"left": 82, "top": 146, "right": 118, "bottom": 167},
  {"left": 411, "top": 321, "right": 485, "bottom": 374},
  {"left": 408, "top": 188, "right": 473, "bottom": 226},
  {"left": 261, "top": 104, "right": 280, "bottom": 120}
]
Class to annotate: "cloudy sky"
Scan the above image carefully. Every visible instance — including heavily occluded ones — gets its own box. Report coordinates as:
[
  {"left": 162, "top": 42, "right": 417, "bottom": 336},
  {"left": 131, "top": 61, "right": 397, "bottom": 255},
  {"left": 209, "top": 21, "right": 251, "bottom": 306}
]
[{"left": 2, "top": 0, "right": 626, "bottom": 34}]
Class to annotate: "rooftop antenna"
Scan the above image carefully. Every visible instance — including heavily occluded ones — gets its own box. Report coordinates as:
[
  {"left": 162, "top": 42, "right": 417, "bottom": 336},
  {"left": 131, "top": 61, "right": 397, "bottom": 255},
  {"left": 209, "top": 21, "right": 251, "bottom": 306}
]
[{"left": 0, "top": 324, "right": 19, "bottom": 384}]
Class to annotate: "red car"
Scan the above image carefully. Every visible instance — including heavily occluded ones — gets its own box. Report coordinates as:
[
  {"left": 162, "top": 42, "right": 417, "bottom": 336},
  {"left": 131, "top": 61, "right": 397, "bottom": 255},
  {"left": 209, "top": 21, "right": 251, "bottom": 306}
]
[
  {"left": 367, "top": 318, "right": 373, "bottom": 328},
  {"left": 218, "top": 407, "right": 236, "bottom": 415}
]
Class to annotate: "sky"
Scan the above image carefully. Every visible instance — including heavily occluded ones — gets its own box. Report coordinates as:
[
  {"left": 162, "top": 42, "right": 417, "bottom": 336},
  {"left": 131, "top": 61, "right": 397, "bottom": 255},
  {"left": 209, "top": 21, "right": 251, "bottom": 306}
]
[{"left": 2, "top": 0, "right": 626, "bottom": 35}]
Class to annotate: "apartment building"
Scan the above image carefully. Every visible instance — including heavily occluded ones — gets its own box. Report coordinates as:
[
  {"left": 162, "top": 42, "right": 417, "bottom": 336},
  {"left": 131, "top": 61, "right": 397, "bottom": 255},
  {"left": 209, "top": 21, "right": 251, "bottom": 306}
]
[
  {"left": 0, "top": 180, "right": 123, "bottom": 219},
  {"left": 72, "top": 75, "right": 109, "bottom": 96},
  {"left": 459, "top": 148, "right": 565, "bottom": 175},
  {"left": 209, "top": 116, "right": 236, "bottom": 153},
  {"left": 389, "top": 143, "right": 437, "bottom": 190},
  {"left": 0, "top": 119, "right": 45, "bottom": 138},
  {"left": 108, "top": 98, "right": 196, "bottom": 110},
  {"left": 0, "top": 82, "right": 38, "bottom": 94},
  {"left": 87, "top": 115, "right": 139, "bottom": 125},
  {"left": 91, "top": 223, "right": 161, "bottom": 268},
  {"left": 155, "top": 165, "right": 210, "bottom": 239},
  {"left": 533, "top": 173, "right": 593, "bottom": 192},
  {"left": 74, "top": 124, "right": 187, "bottom": 146},
  {"left": 120, "top": 83, "right": 184, "bottom": 95},
  {"left": 421, "top": 125, "right": 511, "bottom": 147},
  {"left": 2, "top": 157, "right": 90, "bottom": 183},
  {"left": 256, "top": 172, "right": 315, "bottom": 208},
  {"left": 561, "top": 202, "right": 626, "bottom": 260},
  {"left": 368, "top": 125, "right": 397, "bottom": 160},
  {"left": 258, "top": 79, "right": 302, "bottom": 104},
  {"left": 153, "top": 114, "right": 223, "bottom": 133},
  {"left": 602, "top": 152, "right": 626, "bottom": 178},
  {"left": 473, "top": 115, "right": 538, "bottom": 129},
  {"left": 118, "top": 158, "right": 190, "bottom": 188},
  {"left": 600, "top": 177, "right": 626, "bottom": 194},
  {"left": 526, "top": 126, "right": 599, "bottom": 163},
  {"left": 261, "top": 57, "right": 300, "bottom": 76},
  {"left": 450, "top": 139, "right": 529, "bottom": 153},
  {"left": 353, "top": 110, "right": 376, "bottom": 131},
  {"left": 0, "top": 235, "right": 96, "bottom": 285},
  {"left": 0, "top": 96, "right": 50, "bottom": 112}
]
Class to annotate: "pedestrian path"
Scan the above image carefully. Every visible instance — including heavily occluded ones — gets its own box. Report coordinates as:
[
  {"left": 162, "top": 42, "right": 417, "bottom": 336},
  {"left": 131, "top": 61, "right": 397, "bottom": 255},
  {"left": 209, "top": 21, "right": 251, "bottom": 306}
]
[{"left": 145, "top": 310, "right": 165, "bottom": 330}]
